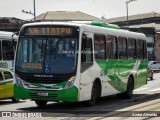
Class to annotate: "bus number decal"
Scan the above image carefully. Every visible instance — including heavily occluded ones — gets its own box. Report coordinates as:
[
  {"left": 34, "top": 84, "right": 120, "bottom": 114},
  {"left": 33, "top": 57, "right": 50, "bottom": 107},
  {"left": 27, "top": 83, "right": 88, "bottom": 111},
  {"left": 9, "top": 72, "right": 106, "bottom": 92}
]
[
  {"left": 25, "top": 27, "right": 72, "bottom": 36},
  {"left": 107, "top": 69, "right": 115, "bottom": 75},
  {"left": 21, "top": 63, "right": 42, "bottom": 69}
]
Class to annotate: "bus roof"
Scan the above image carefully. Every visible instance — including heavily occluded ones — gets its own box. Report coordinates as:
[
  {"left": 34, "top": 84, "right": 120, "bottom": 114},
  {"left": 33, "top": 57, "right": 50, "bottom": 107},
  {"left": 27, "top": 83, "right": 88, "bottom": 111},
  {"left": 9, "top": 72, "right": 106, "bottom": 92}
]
[
  {"left": 21, "top": 22, "right": 146, "bottom": 40},
  {"left": 0, "top": 31, "right": 18, "bottom": 40}
]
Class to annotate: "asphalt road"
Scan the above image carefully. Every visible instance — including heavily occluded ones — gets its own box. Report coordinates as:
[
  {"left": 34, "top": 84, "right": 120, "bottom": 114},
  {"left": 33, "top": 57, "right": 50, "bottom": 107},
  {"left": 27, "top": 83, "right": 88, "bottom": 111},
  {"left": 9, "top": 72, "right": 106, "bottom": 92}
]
[{"left": 1, "top": 73, "right": 160, "bottom": 120}]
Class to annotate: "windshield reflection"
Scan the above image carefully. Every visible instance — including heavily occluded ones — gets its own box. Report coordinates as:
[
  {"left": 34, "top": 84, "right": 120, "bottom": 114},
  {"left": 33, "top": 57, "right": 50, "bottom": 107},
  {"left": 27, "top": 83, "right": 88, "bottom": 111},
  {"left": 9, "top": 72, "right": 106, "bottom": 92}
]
[{"left": 16, "top": 37, "right": 78, "bottom": 74}]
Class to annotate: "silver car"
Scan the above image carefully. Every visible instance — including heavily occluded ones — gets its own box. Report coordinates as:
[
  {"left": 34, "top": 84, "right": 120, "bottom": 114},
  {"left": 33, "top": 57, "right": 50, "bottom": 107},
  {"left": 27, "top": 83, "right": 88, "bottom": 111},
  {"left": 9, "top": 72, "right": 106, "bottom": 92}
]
[{"left": 148, "top": 61, "right": 160, "bottom": 70}]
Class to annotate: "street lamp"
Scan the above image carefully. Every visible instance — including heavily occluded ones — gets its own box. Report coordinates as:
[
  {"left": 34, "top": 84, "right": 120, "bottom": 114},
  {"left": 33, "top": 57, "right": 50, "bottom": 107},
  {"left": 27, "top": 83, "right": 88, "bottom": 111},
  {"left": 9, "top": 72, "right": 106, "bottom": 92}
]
[
  {"left": 33, "top": 0, "right": 36, "bottom": 22},
  {"left": 22, "top": 0, "right": 36, "bottom": 22},
  {"left": 125, "top": 0, "right": 137, "bottom": 29}
]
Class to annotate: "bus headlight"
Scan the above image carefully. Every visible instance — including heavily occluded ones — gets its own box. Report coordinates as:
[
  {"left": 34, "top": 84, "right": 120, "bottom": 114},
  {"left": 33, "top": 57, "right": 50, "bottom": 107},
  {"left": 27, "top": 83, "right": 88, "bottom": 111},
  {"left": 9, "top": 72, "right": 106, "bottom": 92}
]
[
  {"left": 64, "top": 76, "right": 75, "bottom": 89},
  {"left": 15, "top": 75, "right": 24, "bottom": 87},
  {"left": 15, "top": 75, "right": 31, "bottom": 88}
]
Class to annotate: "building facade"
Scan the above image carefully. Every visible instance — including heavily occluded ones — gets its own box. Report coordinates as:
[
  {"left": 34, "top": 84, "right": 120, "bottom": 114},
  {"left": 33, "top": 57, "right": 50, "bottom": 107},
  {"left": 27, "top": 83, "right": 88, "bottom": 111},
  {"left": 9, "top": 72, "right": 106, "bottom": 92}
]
[{"left": 0, "top": 17, "right": 26, "bottom": 32}]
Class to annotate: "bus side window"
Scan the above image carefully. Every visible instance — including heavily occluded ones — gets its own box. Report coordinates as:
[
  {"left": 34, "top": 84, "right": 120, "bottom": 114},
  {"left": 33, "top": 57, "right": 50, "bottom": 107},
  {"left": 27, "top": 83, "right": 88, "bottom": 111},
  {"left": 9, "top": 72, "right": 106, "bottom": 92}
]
[
  {"left": 137, "top": 40, "right": 144, "bottom": 59},
  {"left": 128, "top": 38, "right": 136, "bottom": 59},
  {"left": 81, "top": 34, "right": 93, "bottom": 72},
  {"left": 94, "top": 34, "right": 106, "bottom": 60},
  {"left": 118, "top": 37, "right": 127, "bottom": 60},
  {"left": 107, "top": 35, "right": 117, "bottom": 60},
  {"left": 2, "top": 41, "right": 14, "bottom": 60}
]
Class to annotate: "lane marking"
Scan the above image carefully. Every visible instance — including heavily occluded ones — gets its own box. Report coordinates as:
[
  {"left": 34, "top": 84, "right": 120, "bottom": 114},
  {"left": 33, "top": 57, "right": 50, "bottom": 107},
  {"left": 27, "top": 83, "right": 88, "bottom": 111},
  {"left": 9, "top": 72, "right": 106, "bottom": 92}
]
[
  {"left": 150, "top": 88, "right": 160, "bottom": 92},
  {"left": 134, "top": 88, "right": 148, "bottom": 92},
  {"left": 87, "top": 117, "right": 103, "bottom": 120}
]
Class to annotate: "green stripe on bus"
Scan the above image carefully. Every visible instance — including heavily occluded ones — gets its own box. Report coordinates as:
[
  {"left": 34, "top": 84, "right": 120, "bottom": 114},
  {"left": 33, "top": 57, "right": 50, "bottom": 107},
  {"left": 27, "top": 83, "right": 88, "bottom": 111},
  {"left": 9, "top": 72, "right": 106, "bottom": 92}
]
[{"left": 96, "top": 60, "right": 147, "bottom": 92}]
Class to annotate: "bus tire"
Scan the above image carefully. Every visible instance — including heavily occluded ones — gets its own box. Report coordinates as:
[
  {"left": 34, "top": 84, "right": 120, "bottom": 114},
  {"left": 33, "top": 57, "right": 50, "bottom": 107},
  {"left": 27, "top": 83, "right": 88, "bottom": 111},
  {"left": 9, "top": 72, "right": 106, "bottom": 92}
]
[
  {"left": 123, "top": 77, "right": 134, "bottom": 99},
  {"left": 86, "top": 82, "right": 98, "bottom": 107},
  {"left": 116, "top": 77, "right": 134, "bottom": 99},
  {"left": 12, "top": 97, "right": 19, "bottom": 102},
  {"left": 35, "top": 100, "right": 47, "bottom": 107}
]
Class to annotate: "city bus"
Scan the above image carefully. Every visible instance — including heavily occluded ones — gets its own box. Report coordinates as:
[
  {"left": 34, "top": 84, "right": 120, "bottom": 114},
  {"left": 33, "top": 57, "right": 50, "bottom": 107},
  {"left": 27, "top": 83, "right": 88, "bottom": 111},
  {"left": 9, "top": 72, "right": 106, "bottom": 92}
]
[
  {"left": 0, "top": 31, "right": 18, "bottom": 70},
  {"left": 14, "top": 22, "right": 147, "bottom": 106}
]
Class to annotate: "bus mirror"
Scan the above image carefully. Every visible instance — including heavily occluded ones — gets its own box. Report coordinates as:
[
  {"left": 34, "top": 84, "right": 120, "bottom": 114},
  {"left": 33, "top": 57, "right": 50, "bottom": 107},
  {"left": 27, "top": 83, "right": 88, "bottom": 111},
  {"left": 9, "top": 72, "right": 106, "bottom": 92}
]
[
  {"left": 82, "top": 34, "right": 87, "bottom": 41},
  {"left": 11, "top": 33, "right": 16, "bottom": 47},
  {"left": 11, "top": 32, "right": 19, "bottom": 46}
]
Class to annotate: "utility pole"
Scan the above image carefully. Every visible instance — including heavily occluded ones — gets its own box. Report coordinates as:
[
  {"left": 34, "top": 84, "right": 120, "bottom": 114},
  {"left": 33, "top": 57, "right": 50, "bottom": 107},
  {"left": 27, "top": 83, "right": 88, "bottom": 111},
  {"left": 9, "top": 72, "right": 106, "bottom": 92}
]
[
  {"left": 22, "top": 0, "right": 36, "bottom": 22},
  {"left": 125, "top": 0, "right": 137, "bottom": 29},
  {"left": 33, "top": 0, "right": 36, "bottom": 22}
]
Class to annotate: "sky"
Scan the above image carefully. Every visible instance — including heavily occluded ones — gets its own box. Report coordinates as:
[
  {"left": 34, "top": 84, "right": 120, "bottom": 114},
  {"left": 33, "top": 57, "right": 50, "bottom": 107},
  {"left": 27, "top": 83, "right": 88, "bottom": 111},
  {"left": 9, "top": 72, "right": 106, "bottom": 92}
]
[{"left": 0, "top": 0, "right": 160, "bottom": 20}]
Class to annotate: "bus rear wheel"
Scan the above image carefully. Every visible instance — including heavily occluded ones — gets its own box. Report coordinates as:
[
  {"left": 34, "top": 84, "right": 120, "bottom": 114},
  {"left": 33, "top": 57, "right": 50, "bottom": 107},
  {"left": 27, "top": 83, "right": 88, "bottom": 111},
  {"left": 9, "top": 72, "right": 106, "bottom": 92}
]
[
  {"left": 123, "top": 77, "right": 134, "bottom": 99},
  {"left": 35, "top": 100, "right": 48, "bottom": 107},
  {"left": 117, "top": 77, "right": 134, "bottom": 99}
]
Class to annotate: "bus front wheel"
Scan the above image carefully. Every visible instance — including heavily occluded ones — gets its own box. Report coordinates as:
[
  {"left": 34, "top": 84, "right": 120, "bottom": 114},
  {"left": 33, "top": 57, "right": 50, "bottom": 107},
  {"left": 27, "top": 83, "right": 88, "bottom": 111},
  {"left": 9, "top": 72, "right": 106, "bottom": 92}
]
[
  {"left": 85, "top": 82, "right": 98, "bottom": 107},
  {"left": 35, "top": 100, "right": 48, "bottom": 107}
]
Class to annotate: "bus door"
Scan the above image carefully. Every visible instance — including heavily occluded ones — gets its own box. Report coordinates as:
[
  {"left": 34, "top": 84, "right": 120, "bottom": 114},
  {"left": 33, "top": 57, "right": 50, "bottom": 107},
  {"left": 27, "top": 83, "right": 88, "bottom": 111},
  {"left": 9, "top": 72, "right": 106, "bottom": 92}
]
[
  {"left": 0, "top": 70, "right": 5, "bottom": 99},
  {"left": 80, "top": 32, "right": 94, "bottom": 101}
]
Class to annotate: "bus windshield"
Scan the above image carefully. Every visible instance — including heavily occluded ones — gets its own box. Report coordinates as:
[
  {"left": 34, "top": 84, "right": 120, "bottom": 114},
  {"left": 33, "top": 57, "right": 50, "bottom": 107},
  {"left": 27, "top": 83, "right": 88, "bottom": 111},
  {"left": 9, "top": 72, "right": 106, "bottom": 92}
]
[{"left": 16, "top": 36, "right": 78, "bottom": 74}]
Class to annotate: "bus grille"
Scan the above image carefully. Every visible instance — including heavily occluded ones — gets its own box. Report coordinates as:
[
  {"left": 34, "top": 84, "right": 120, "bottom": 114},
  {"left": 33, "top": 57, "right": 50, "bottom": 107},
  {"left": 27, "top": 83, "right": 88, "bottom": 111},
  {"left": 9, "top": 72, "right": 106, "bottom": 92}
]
[
  {"left": 29, "top": 92, "right": 58, "bottom": 100},
  {"left": 17, "top": 72, "right": 75, "bottom": 84},
  {"left": 23, "top": 77, "right": 66, "bottom": 84}
]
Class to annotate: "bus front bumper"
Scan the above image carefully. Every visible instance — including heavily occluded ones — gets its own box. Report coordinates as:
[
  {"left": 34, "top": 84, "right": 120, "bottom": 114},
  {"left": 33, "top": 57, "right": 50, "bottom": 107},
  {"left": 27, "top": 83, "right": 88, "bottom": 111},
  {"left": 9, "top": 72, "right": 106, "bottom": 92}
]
[{"left": 14, "top": 84, "right": 78, "bottom": 102}]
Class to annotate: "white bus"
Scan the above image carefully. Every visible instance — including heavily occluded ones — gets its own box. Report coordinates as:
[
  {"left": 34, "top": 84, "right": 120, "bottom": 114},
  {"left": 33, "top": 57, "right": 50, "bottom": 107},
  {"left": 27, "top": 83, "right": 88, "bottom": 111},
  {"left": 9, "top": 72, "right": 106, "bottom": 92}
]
[
  {"left": 14, "top": 22, "right": 147, "bottom": 106},
  {"left": 0, "top": 31, "right": 18, "bottom": 69}
]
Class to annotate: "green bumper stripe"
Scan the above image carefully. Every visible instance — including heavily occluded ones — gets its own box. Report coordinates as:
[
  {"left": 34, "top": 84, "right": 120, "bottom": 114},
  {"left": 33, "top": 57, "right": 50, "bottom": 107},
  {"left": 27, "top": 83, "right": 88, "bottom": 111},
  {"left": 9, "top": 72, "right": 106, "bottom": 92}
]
[{"left": 14, "top": 84, "right": 78, "bottom": 102}]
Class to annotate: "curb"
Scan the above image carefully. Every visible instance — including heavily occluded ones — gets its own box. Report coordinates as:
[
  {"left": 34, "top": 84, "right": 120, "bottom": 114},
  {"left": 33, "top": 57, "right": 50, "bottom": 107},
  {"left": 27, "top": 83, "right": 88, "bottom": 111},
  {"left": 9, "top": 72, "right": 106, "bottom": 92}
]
[{"left": 132, "top": 91, "right": 160, "bottom": 102}]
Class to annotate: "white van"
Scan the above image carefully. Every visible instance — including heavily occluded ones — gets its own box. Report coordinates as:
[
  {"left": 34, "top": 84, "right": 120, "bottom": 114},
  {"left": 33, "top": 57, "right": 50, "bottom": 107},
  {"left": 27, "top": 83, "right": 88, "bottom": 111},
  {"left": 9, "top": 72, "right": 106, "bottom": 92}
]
[{"left": 148, "top": 61, "right": 160, "bottom": 70}]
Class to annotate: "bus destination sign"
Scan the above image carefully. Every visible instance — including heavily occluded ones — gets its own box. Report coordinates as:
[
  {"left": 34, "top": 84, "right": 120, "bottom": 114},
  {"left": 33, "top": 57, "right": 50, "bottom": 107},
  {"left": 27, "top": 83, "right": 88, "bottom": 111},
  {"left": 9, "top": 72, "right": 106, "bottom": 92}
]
[{"left": 24, "top": 27, "right": 73, "bottom": 36}]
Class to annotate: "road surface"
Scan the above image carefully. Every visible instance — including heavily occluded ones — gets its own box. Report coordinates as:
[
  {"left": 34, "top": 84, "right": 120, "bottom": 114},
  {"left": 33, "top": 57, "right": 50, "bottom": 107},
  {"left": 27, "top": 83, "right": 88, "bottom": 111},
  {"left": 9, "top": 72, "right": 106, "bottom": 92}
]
[{"left": 1, "top": 73, "right": 160, "bottom": 120}]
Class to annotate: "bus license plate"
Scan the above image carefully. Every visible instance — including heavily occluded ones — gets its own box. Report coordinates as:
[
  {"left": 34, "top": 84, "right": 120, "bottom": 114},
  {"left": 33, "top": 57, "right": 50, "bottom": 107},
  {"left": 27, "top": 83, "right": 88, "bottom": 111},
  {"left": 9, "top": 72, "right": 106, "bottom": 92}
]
[{"left": 37, "top": 92, "right": 48, "bottom": 96}]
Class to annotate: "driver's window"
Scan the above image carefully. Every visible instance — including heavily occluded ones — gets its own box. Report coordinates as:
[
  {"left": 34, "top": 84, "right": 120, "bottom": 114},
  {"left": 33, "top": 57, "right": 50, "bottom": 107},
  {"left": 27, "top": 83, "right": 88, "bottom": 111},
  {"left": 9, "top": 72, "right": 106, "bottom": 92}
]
[{"left": 81, "top": 32, "right": 93, "bottom": 72}]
